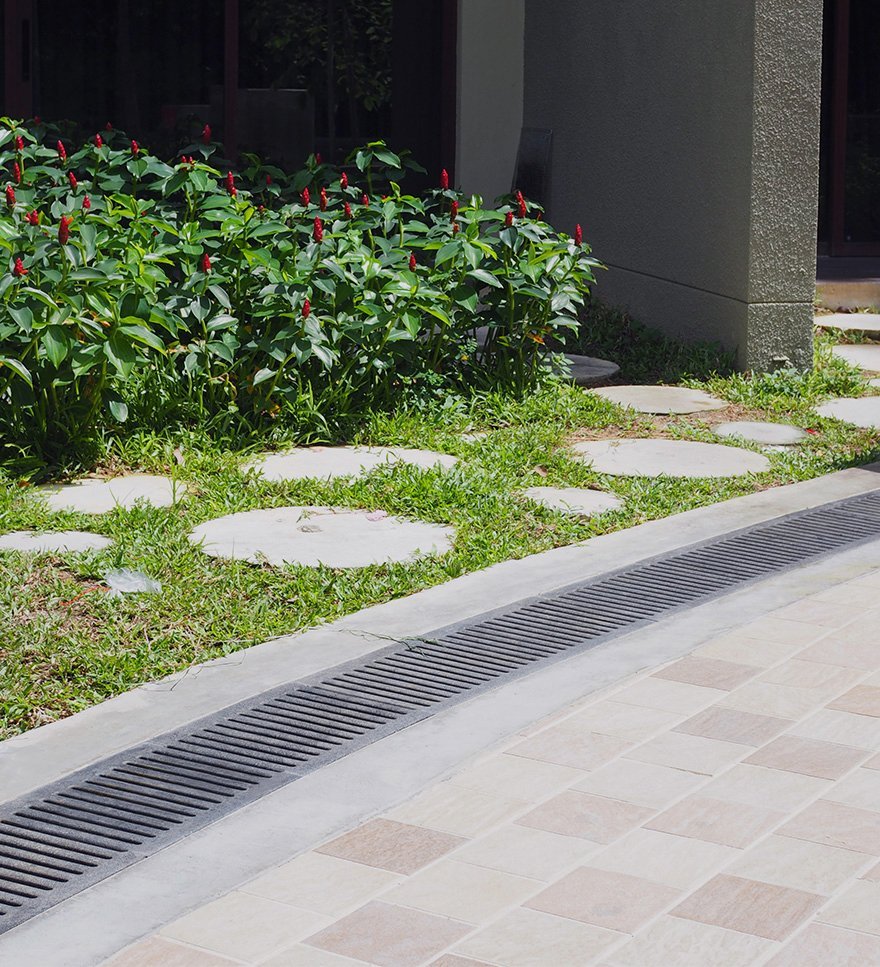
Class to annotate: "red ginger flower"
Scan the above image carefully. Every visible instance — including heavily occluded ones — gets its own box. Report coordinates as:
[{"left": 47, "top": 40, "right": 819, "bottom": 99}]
[
  {"left": 105, "top": 121, "right": 113, "bottom": 131},
  {"left": 302, "top": 298, "right": 311, "bottom": 319},
  {"left": 58, "top": 215, "right": 72, "bottom": 245},
  {"left": 516, "top": 190, "right": 527, "bottom": 219},
  {"left": 574, "top": 223, "right": 583, "bottom": 245},
  {"left": 225, "top": 171, "right": 236, "bottom": 195},
  {"left": 94, "top": 133, "right": 103, "bottom": 148},
  {"left": 5, "top": 185, "right": 15, "bottom": 208},
  {"left": 15, "top": 135, "right": 24, "bottom": 151},
  {"left": 13, "top": 162, "right": 21, "bottom": 184},
  {"left": 362, "top": 193, "right": 369, "bottom": 208},
  {"left": 453, "top": 222, "right": 460, "bottom": 234},
  {"left": 301, "top": 187, "right": 310, "bottom": 206},
  {"left": 450, "top": 200, "right": 459, "bottom": 221},
  {"left": 57, "top": 140, "right": 67, "bottom": 162},
  {"left": 200, "top": 252, "right": 211, "bottom": 272},
  {"left": 265, "top": 173, "right": 272, "bottom": 186},
  {"left": 315, "top": 153, "right": 322, "bottom": 164},
  {"left": 82, "top": 195, "right": 91, "bottom": 210},
  {"left": 202, "top": 124, "right": 212, "bottom": 143},
  {"left": 440, "top": 168, "right": 449, "bottom": 190},
  {"left": 68, "top": 171, "right": 78, "bottom": 191},
  {"left": 131, "top": 140, "right": 139, "bottom": 156},
  {"left": 505, "top": 210, "right": 514, "bottom": 227},
  {"left": 320, "top": 187, "right": 328, "bottom": 211},
  {"left": 313, "top": 217, "right": 324, "bottom": 243},
  {"left": 340, "top": 171, "right": 348, "bottom": 189},
  {"left": 409, "top": 252, "right": 417, "bottom": 271},
  {"left": 344, "top": 201, "right": 352, "bottom": 219},
  {"left": 13, "top": 257, "right": 27, "bottom": 277},
  {"left": 25, "top": 209, "right": 39, "bottom": 225}
]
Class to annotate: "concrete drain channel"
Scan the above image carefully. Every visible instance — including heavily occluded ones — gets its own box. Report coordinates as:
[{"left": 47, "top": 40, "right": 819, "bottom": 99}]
[{"left": 3, "top": 489, "right": 880, "bottom": 934}]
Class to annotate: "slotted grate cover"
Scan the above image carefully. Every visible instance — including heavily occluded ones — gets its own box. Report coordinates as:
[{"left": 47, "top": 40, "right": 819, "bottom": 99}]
[{"left": 3, "top": 489, "right": 880, "bottom": 933}]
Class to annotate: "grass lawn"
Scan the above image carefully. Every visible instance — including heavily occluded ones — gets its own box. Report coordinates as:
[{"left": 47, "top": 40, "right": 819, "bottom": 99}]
[{"left": 1, "top": 309, "right": 878, "bottom": 740}]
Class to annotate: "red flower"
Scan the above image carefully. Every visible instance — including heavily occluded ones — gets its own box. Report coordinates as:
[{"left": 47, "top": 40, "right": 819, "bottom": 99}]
[
  {"left": 440, "top": 168, "right": 449, "bottom": 190},
  {"left": 200, "top": 252, "right": 211, "bottom": 272},
  {"left": 82, "top": 195, "right": 91, "bottom": 210},
  {"left": 505, "top": 210, "right": 514, "bottom": 227},
  {"left": 265, "top": 173, "right": 272, "bottom": 186},
  {"left": 344, "top": 201, "right": 352, "bottom": 219},
  {"left": 105, "top": 121, "right": 113, "bottom": 131},
  {"left": 181, "top": 155, "right": 194, "bottom": 166},
  {"left": 25, "top": 209, "right": 39, "bottom": 225},
  {"left": 57, "top": 140, "right": 67, "bottom": 162},
  {"left": 58, "top": 215, "right": 72, "bottom": 245},
  {"left": 12, "top": 162, "right": 21, "bottom": 184},
  {"left": 202, "top": 124, "right": 212, "bottom": 143},
  {"left": 340, "top": 171, "right": 348, "bottom": 189},
  {"left": 516, "top": 190, "right": 527, "bottom": 219},
  {"left": 68, "top": 171, "right": 78, "bottom": 191},
  {"left": 453, "top": 222, "right": 460, "bottom": 234},
  {"left": 131, "top": 140, "right": 139, "bottom": 156},
  {"left": 315, "top": 153, "right": 322, "bottom": 164},
  {"left": 320, "top": 187, "right": 328, "bottom": 211},
  {"left": 302, "top": 298, "right": 311, "bottom": 319},
  {"left": 225, "top": 171, "right": 236, "bottom": 197},
  {"left": 301, "top": 187, "right": 310, "bottom": 206},
  {"left": 15, "top": 135, "right": 24, "bottom": 151},
  {"left": 409, "top": 253, "right": 417, "bottom": 271},
  {"left": 94, "top": 133, "right": 103, "bottom": 148},
  {"left": 313, "top": 217, "right": 324, "bottom": 243},
  {"left": 362, "top": 193, "right": 369, "bottom": 208},
  {"left": 5, "top": 185, "right": 15, "bottom": 208},
  {"left": 450, "top": 200, "right": 459, "bottom": 221},
  {"left": 574, "top": 224, "right": 583, "bottom": 246},
  {"left": 13, "top": 257, "right": 27, "bottom": 277}
]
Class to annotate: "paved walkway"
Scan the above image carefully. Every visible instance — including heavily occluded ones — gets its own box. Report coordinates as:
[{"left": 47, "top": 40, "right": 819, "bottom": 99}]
[{"left": 106, "top": 570, "right": 880, "bottom": 967}]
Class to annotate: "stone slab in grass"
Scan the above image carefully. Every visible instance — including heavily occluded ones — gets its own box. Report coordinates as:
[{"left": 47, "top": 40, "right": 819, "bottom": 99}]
[
  {"left": 248, "top": 446, "right": 458, "bottom": 482},
  {"left": 565, "top": 354, "right": 620, "bottom": 387},
  {"left": 816, "top": 312, "right": 880, "bottom": 333},
  {"left": 590, "top": 385, "right": 727, "bottom": 415},
  {"left": 715, "top": 421, "right": 808, "bottom": 446},
  {"left": 816, "top": 396, "right": 880, "bottom": 429},
  {"left": 39, "top": 475, "right": 185, "bottom": 514},
  {"left": 189, "top": 506, "right": 455, "bottom": 568},
  {"left": 523, "top": 486, "right": 623, "bottom": 516},
  {"left": 572, "top": 439, "right": 771, "bottom": 478},
  {"left": 0, "top": 531, "right": 112, "bottom": 554},
  {"left": 832, "top": 344, "right": 880, "bottom": 373}
]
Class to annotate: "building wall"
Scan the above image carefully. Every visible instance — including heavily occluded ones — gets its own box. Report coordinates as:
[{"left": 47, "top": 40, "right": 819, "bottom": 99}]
[
  {"left": 455, "top": 0, "right": 524, "bottom": 204},
  {"left": 520, "top": 0, "right": 824, "bottom": 371}
]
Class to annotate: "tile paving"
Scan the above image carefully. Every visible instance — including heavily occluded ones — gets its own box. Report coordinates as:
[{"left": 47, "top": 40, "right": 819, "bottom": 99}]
[{"left": 106, "top": 571, "right": 880, "bottom": 966}]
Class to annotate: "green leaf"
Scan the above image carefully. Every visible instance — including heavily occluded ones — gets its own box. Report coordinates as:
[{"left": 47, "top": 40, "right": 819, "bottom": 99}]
[
  {"left": 108, "top": 400, "right": 129, "bottom": 422},
  {"left": 435, "top": 241, "right": 460, "bottom": 266},
  {"left": 119, "top": 323, "right": 166, "bottom": 353},
  {"left": 42, "top": 325, "right": 70, "bottom": 366},
  {"left": 0, "top": 356, "right": 32, "bottom": 386}
]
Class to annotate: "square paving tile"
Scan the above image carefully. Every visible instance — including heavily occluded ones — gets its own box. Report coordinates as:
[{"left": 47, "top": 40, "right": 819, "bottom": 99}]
[
  {"left": 771, "top": 599, "right": 857, "bottom": 628},
  {"left": 779, "top": 799, "right": 880, "bottom": 854},
  {"left": 822, "top": 768, "right": 880, "bottom": 811},
  {"left": 103, "top": 937, "right": 242, "bottom": 967},
  {"left": 608, "top": 676, "right": 726, "bottom": 714},
  {"left": 387, "top": 782, "right": 524, "bottom": 838},
  {"left": 646, "top": 795, "right": 784, "bottom": 848},
  {"left": 816, "top": 878, "right": 880, "bottom": 936},
  {"left": 652, "top": 656, "right": 757, "bottom": 691},
  {"left": 700, "top": 764, "right": 830, "bottom": 812},
  {"left": 829, "top": 684, "right": 880, "bottom": 717},
  {"left": 789, "top": 709, "right": 880, "bottom": 750},
  {"left": 798, "top": 633, "right": 880, "bottom": 670},
  {"left": 674, "top": 706, "right": 790, "bottom": 746},
  {"left": 448, "top": 753, "right": 582, "bottom": 803},
  {"left": 766, "top": 922, "right": 880, "bottom": 967},
  {"left": 452, "top": 822, "right": 598, "bottom": 881},
  {"left": 316, "top": 819, "right": 465, "bottom": 875},
  {"left": 516, "top": 790, "right": 653, "bottom": 843},
  {"left": 572, "top": 758, "right": 704, "bottom": 809},
  {"left": 507, "top": 726, "right": 631, "bottom": 771},
  {"left": 430, "top": 957, "right": 493, "bottom": 967},
  {"left": 719, "top": 682, "right": 831, "bottom": 720},
  {"left": 670, "top": 874, "right": 823, "bottom": 941},
  {"left": 382, "top": 858, "right": 539, "bottom": 923},
  {"left": 733, "top": 615, "right": 827, "bottom": 646},
  {"left": 624, "top": 731, "right": 749, "bottom": 776},
  {"left": 863, "top": 860, "right": 880, "bottom": 881},
  {"left": 744, "top": 735, "right": 869, "bottom": 780},
  {"left": 453, "top": 907, "right": 620, "bottom": 966},
  {"left": 757, "top": 658, "right": 862, "bottom": 692},
  {"left": 261, "top": 945, "right": 369, "bottom": 966},
  {"left": 304, "top": 901, "right": 470, "bottom": 967},
  {"left": 693, "top": 633, "right": 803, "bottom": 668},
  {"left": 561, "top": 700, "right": 682, "bottom": 741},
  {"left": 525, "top": 866, "right": 680, "bottom": 932}
]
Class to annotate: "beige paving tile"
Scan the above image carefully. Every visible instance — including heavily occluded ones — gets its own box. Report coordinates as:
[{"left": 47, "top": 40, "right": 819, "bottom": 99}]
[
  {"left": 771, "top": 599, "right": 858, "bottom": 628},
  {"left": 744, "top": 735, "right": 869, "bottom": 780},
  {"left": 447, "top": 753, "right": 582, "bottom": 803},
  {"left": 789, "top": 709, "right": 880, "bottom": 750},
  {"left": 829, "top": 684, "right": 880, "bottom": 717},
  {"left": 609, "top": 676, "right": 726, "bottom": 714},
  {"left": 779, "top": 799, "right": 880, "bottom": 854},
  {"left": 557, "top": 700, "right": 682, "bottom": 742},
  {"left": 516, "top": 790, "right": 653, "bottom": 844},
  {"left": 732, "top": 615, "right": 827, "bottom": 646},
  {"left": 646, "top": 795, "right": 784, "bottom": 848},
  {"left": 304, "top": 901, "right": 470, "bottom": 967},
  {"left": 767, "top": 922, "right": 880, "bottom": 966},
  {"left": 589, "top": 827, "right": 737, "bottom": 888},
  {"left": 240, "top": 852, "right": 399, "bottom": 917},
  {"left": 866, "top": 751, "right": 880, "bottom": 771},
  {"left": 507, "top": 726, "right": 631, "bottom": 771},
  {"left": 453, "top": 906, "right": 620, "bottom": 966},
  {"left": 430, "top": 956, "right": 493, "bottom": 967},
  {"left": 700, "top": 763, "right": 830, "bottom": 812},
  {"left": 316, "top": 819, "right": 465, "bottom": 875},
  {"left": 104, "top": 937, "right": 243, "bottom": 967},
  {"left": 674, "top": 705, "right": 790, "bottom": 746},
  {"left": 161, "top": 892, "right": 329, "bottom": 963},
  {"left": 670, "top": 873, "right": 823, "bottom": 941},
  {"left": 652, "top": 656, "right": 757, "bottom": 691},
  {"left": 386, "top": 782, "right": 524, "bottom": 837},
  {"left": 525, "top": 866, "right": 680, "bottom": 932},
  {"left": 719, "top": 681, "right": 832, "bottom": 720},
  {"left": 812, "top": 582, "right": 880, "bottom": 608},
  {"left": 606, "top": 915, "right": 776, "bottom": 967},
  {"left": 624, "top": 730, "right": 749, "bottom": 776},
  {"left": 816, "top": 878, "right": 880, "bottom": 935},
  {"left": 572, "top": 757, "right": 705, "bottom": 809},
  {"left": 382, "top": 858, "right": 539, "bottom": 923},
  {"left": 452, "top": 822, "right": 599, "bottom": 881},
  {"left": 260, "top": 946, "right": 368, "bottom": 966},
  {"left": 692, "top": 633, "right": 803, "bottom": 668},
  {"left": 757, "top": 658, "right": 863, "bottom": 692},
  {"left": 863, "top": 860, "right": 880, "bottom": 881},
  {"left": 823, "top": 767, "right": 880, "bottom": 811},
  {"left": 798, "top": 632, "right": 880, "bottom": 670},
  {"left": 726, "top": 834, "right": 870, "bottom": 895}
]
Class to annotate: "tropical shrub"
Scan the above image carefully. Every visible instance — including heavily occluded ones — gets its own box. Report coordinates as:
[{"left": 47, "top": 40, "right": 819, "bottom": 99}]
[{"left": 0, "top": 118, "right": 599, "bottom": 464}]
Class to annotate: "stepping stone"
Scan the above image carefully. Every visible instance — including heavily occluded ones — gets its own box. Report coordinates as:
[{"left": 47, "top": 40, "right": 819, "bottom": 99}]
[
  {"left": 591, "top": 385, "right": 726, "bottom": 415},
  {"left": 816, "top": 397, "right": 880, "bottom": 429},
  {"left": 189, "top": 506, "right": 454, "bottom": 568},
  {"left": 832, "top": 344, "right": 880, "bottom": 373},
  {"left": 248, "top": 446, "right": 457, "bottom": 482},
  {"left": 523, "top": 487, "right": 623, "bottom": 515},
  {"left": 572, "top": 439, "right": 770, "bottom": 478},
  {"left": 38, "top": 475, "right": 185, "bottom": 514},
  {"left": 714, "top": 421, "right": 808, "bottom": 446},
  {"left": 564, "top": 354, "right": 620, "bottom": 387},
  {"left": 461, "top": 431, "right": 489, "bottom": 442},
  {"left": 0, "top": 531, "right": 112, "bottom": 554},
  {"left": 870, "top": 378, "right": 880, "bottom": 388},
  {"left": 816, "top": 312, "right": 880, "bottom": 333}
]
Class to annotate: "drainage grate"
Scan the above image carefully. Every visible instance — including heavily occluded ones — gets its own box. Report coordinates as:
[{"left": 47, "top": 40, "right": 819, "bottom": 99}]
[{"left": 3, "top": 488, "right": 880, "bottom": 933}]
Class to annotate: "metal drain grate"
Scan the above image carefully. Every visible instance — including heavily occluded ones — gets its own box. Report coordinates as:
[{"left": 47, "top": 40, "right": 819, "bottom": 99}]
[{"left": 3, "top": 488, "right": 880, "bottom": 933}]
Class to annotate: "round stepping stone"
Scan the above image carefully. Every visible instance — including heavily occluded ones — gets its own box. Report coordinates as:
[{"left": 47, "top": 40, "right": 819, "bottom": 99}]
[
  {"left": 564, "top": 354, "right": 620, "bottom": 387},
  {"left": 39, "top": 475, "right": 185, "bottom": 514},
  {"left": 832, "top": 344, "right": 880, "bottom": 373},
  {"left": 816, "top": 312, "right": 880, "bottom": 333},
  {"left": 590, "top": 385, "right": 726, "bottom": 415},
  {"left": 189, "top": 506, "right": 454, "bottom": 568},
  {"left": 523, "top": 487, "right": 623, "bottom": 516},
  {"left": 572, "top": 439, "right": 770, "bottom": 478},
  {"left": 714, "top": 421, "right": 808, "bottom": 446},
  {"left": 816, "top": 397, "right": 880, "bottom": 429},
  {"left": 248, "top": 446, "right": 457, "bottom": 482},
  {"left": 0, "top": 531, "right": 112, "bottom": 554}
]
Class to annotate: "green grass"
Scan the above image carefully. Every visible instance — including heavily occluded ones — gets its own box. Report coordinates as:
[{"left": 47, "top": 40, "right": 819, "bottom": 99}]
[{"left": 2, "top": 310, "right": 879, "bottom": 739}]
